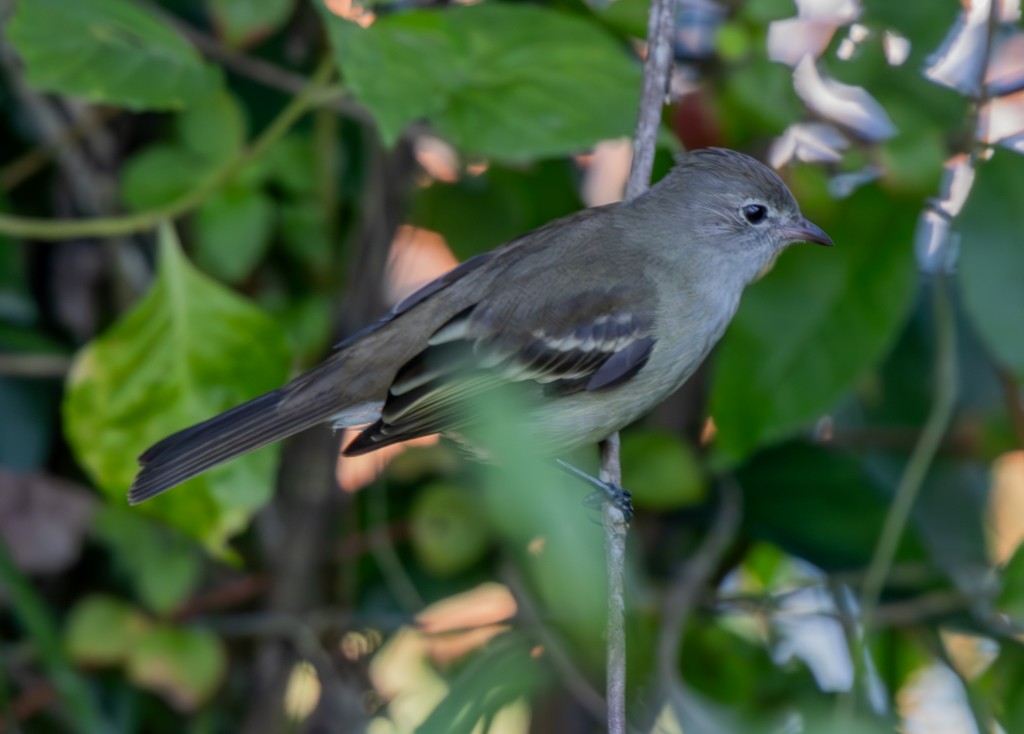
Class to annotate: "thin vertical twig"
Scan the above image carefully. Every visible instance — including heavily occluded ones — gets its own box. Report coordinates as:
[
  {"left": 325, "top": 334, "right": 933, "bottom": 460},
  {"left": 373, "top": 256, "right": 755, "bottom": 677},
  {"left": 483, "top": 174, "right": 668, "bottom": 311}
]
[
  {"left": 602, "top": 0, "right": 677, "bottom": 730},
  {"left": 599, "top": 434, "right": 629, "bottom": 734},
  {"left": 848, "top": 276, "right": 958, "bottom": 709}
]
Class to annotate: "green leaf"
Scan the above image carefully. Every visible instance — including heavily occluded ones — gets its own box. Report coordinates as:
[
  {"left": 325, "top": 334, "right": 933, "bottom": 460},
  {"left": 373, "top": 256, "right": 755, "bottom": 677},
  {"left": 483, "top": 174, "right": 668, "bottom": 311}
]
[
  {"left": 65, "top": 594, "right": 151, "bottom": 667},
  {"left": 321, "top": 3, "right": 640, "bottom": 159},
  {"left": 416, "top": 633, "right": 551, "bottom": 734},
  {"left": 596, "top": 0, "right": 650, "bottom": 38},
  {"left": 263, "top": 135, "right": 319, "bottom": 197},
  {"left": 63, "top": 223, "right": 290, "bottom": 548},
  {"left": 206, "top": 0, "right": 295, "bottom": 48},
  {"left": 126, "top": 624, "right": 227, "bottom": 711},
  {"left": 121, "top": 145, "right": 209, "bottom": 211},
  {"left": 959, "top": 151, "right": 1024, "bottom": 384},
  {"left": 193, "top": 184, "right": 276, "bottom": 284},
  {"left": 409, "top": 482, "right": 490, "bottom": 577},
  {"left": 6, "top": 0, "right": 220, "bottom": 110},
  {"left": 620, "top": 429, "right": 706, "bottom": 510},
  {"left": 279, "top": 201, "right": 332, "bottom": 270},
  {"left": 999, "top": 541, "right": 1024, "bottom": 624},
  {"left": 177, "top": 90, "right": 247, "bottom": 164},
  {"left": 737, "top": 442, "right": 926, "bottom": 572},
  {"left": 710, "top": 183, "right": 917, "bottom": 462},
  {"left": 977, "top": 641, "right": 1024, "bottom": 733},
  {"left": 92, "top": 507, "right": 201, "bottom": 615}
]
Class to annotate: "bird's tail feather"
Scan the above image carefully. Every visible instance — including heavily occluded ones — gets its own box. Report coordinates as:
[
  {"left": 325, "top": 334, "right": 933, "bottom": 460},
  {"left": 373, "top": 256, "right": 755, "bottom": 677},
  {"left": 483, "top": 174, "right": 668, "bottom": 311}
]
[{"left": 129, "top": 389, "right": 325, "bottom": 505}]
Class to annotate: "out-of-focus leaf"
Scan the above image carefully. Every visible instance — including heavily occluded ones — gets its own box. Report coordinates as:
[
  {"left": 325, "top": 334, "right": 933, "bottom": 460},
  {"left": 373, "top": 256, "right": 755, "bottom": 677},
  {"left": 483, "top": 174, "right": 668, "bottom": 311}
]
[
  {"left": 416, "top": 633, "right": 550, "bottom": 734},
  {"left": 620, "top": 429, "right": 706, "bottom": 510},
  {"left": 977, "top": 641, "right": 1024, "bottom": 733},
  {"left": 121, "top": 145, "right": 208, "bottom": 211},
  {"left": 65, "top": 594, "right": 150, "bottom": 667},
  {"left": 863, "top": 0, "right": 960, "bottom": 64},
  {"left": 880, "top": 129, "right": 947, "bottom": 195},
  {"left": 322, "top": 3, "right": 640, "bottom": 159},
  {"left": 737, "top": 443, "right": 926, "bottom": 571},
  {"left": 5, "top": 0, "right": 220, "bottom": 110},
  {"left": 711, "top": 183, "right": 917, "bottom": 462},
  {"left": 719, "top": 58, "right": 803, "bottom": 144},
  {"left": 0, "top": 470, "right": 96, "bottom": 574},
  {"left": 864, "top": 455, "right": 990, "bottom": 597},
  {"left": 207, "top": 0, "right": 295, "bottom": 48},
  {"left": 177, "top": 90, "right": 247, "bottom": 164},
  {"left": 279, "top": 201, "right": 332, "bottom": 270},
  {"left": 409, "top": 482, "right": 490, "bottom": 577},
  {"left": 267, "top": 291, "right": 334, "bottom": 364},
  {"left": 468, "top": 389, "right": 607, "bottom": 661},
  {"left": 64, "top": 224, "right": 290, "bottom": 548},
  {"left": 959, "top": 151, "right": 1024, "bottom": 384},
  {"left": 126, "top": 624, "right": 227, "bottom": 711},
  {"left": 263, "top": 135, "right": 318, "bottom": 196},
  {"left": 682, "top": 621, "right": 820, "bottom": 718},
  {"left": 595, "top": 0, "right": 650, "bottom": 38},
  {"left": 998, "top": 541, "right": 1024, "bottom": 624},
  {"left": 411, "top": 161, "right": 582, "bottom": 260},
  {"left": 194, "top": 184, "right": 276, "bottom": 284},
  {"left": 739, "top": 0, "right": 799, "bottom": 24},
  {"left": 92, "top": 507, "right": 201, "bottom": 615}
]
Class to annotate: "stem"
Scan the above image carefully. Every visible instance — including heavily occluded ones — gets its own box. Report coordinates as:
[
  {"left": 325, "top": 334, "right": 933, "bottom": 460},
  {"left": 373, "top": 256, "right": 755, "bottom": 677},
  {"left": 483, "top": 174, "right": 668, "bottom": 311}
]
[
  {"left": 0, "top": 59, "right": 336, "bottom": 241},
  {"left": 599, "top": 435, "right": 628, "bottom": 734},
  {"left": 853, "top": 276, "right": 958, "bottom": 694},
  {"left": 602, "top": 0, "right": 677, "bottom": 728},
  {"left": 624, "top": 0, "right": 677, "bottom": 202}
]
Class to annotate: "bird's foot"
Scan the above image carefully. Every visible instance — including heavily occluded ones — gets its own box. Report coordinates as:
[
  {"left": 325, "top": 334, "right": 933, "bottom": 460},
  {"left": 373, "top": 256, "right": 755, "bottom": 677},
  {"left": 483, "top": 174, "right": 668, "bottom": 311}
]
[{"left": 555, "top": 459, "right": 633, "bottom": 523}]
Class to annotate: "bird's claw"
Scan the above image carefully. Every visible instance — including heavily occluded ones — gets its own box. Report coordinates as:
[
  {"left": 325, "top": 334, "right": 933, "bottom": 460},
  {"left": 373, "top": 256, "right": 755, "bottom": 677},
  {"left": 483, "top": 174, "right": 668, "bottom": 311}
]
[{"left": 556, "top": 459, "right": 634, "bottom": 523}]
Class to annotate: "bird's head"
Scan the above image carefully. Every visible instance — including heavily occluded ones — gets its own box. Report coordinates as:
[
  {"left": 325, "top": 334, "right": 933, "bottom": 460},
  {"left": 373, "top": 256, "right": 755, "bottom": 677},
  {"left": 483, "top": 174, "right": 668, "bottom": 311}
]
[{"left": 665, "top": 148, "right": 833, "bottom": 264}]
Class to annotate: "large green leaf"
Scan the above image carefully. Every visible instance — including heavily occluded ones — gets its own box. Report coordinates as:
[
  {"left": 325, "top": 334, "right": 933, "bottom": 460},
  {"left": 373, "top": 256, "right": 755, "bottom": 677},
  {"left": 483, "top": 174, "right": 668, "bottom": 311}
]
[
  {"left": 206, "top": 0, "right": 295, "bottom": 48},
  {"left": 710, "top": 182, "right": 918, "bottom": 462},
  {"left": 737, "top": 443, "right": 926, "bottom": 572},
  {"left": 959, "top": 151, "right": 1024, "bottom": 384},
  {"left": 6, "top": 0, "right": 220, "bottom": 110},
  {"left": 321, "top": 2, "right": 640, "bottom": 159},
  {"left": 63, "top": 224, "right": 290, "bottom": 548}
]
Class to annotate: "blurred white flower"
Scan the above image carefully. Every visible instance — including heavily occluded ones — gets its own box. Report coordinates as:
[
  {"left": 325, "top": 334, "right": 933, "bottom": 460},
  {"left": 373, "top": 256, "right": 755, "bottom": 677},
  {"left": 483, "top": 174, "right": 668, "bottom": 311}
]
[{"left": 792, "top": 56, "right": 897, "bottom": 140}]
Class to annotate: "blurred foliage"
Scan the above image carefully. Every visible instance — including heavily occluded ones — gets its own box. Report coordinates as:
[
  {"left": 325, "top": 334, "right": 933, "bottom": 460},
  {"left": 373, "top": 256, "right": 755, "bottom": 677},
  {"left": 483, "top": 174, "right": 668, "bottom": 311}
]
[{"left": 0, "top": 0, "right": 1023, "bottom": 732}]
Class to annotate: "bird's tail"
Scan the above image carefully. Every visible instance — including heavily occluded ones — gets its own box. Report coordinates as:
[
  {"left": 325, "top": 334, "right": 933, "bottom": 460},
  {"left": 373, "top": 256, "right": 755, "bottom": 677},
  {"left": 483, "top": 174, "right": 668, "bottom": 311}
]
[{"left": 128, "top": 389, "right": 327, "bottom": 505}]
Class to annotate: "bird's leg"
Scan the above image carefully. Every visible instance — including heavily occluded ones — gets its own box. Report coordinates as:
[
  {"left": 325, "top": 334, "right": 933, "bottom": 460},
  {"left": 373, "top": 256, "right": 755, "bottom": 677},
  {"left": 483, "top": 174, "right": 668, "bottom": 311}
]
[{"left": 554, "top": 459, "right": 633, "bottom": 523}]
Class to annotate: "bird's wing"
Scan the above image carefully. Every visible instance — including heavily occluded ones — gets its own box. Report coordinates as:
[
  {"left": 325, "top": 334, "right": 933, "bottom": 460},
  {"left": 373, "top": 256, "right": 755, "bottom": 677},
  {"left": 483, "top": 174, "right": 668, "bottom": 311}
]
[{"left": 343, "top": 284, "right": 657, "bottom": 455}]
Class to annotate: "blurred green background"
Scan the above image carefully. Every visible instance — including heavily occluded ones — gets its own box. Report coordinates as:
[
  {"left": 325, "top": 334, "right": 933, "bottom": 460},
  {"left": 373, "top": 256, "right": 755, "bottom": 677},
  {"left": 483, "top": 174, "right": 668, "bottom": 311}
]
[{"left": 1, "top": 0, "right": 1023, "bottom": 732}]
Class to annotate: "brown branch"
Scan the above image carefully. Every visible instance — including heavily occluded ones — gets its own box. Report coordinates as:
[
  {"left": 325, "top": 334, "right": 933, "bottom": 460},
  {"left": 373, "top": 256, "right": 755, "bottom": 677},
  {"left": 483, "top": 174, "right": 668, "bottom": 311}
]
[
  {"left": 602, "top": 0, "right": 678, "bottom": 730},
  {"left": 0, "top": 354, "right": 72, "bottom": 379}
]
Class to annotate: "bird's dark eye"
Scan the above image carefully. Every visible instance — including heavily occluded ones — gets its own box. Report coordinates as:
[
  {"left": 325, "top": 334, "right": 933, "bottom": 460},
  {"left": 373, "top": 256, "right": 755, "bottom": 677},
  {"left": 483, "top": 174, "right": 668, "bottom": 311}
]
[{"left": 742, "top": 204, "right": 768, "bottom": 224}]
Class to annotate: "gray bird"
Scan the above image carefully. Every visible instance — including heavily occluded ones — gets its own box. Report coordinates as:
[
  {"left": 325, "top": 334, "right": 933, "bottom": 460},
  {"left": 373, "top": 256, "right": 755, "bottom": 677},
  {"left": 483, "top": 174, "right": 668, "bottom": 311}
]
[{"left": 129, "top": 148, "right": 832, "bottom": 505}]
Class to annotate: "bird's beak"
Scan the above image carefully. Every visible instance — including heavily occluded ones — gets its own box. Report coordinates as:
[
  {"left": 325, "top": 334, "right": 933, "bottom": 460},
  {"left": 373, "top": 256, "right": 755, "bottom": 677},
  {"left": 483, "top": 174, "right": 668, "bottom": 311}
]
[{"left": 786, "top": 217, "right": 834, "bottom": 247}]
